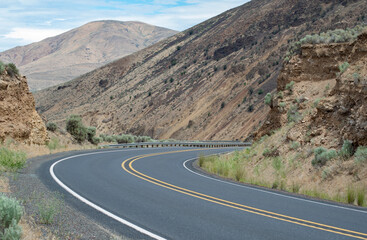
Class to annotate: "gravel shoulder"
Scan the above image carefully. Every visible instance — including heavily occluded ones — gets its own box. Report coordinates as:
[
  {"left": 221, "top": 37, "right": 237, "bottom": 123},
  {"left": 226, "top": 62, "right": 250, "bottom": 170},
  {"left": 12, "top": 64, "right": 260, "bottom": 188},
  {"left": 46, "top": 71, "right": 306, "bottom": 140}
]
[{"left": 8, "top": 149, "right": 133, "bottom": 240}]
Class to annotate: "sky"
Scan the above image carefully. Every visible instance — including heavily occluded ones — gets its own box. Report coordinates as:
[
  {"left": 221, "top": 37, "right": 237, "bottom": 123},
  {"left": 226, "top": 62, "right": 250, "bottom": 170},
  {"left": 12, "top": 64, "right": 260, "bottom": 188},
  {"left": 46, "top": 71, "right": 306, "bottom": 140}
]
[{"left": 0, "top": 0, "right": 249, "bottom": 52}]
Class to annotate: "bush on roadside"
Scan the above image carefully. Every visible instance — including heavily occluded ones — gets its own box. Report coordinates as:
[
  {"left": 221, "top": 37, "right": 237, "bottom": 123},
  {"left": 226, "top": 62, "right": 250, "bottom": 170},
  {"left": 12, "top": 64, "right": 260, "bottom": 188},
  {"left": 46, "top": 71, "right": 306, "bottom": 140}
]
[
  {"left": 0, "top": 194, "right": 23, "bottom": 232},
  {"left": 86, "top": 127, "right": 96, "bottom": 143},
  {"left": 0, "top": 219, "right": 22, "bottom": 240},
  {"left": 66, "top": 115, "right": 87, "bottom": 143},
  {"left": 46, "top": 122, "right": 57, "bottom": 132}
]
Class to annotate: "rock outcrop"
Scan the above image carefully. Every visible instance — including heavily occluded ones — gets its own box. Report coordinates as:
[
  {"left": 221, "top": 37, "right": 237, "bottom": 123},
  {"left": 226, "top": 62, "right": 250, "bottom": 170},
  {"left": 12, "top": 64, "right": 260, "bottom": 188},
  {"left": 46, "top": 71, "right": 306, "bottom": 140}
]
[
  {"left": 257, "top": 32, "right": 367, "bottom": 148},
  {"left": 0, "top": 70, "right": 48, "bottom": 144}
]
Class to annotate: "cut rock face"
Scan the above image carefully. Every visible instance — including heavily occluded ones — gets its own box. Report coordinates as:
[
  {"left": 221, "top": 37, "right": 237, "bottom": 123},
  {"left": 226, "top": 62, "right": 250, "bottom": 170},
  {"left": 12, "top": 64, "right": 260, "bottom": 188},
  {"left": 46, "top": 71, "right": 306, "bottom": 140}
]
[{"left": 0, "top": 71, "right": 48, "bottom": 144}]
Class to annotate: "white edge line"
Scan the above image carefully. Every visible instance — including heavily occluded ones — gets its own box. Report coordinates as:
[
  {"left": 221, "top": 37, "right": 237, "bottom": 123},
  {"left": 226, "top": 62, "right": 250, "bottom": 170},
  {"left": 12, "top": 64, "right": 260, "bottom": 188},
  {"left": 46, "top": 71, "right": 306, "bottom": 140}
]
[
  {"left": 49, "top": 149, "right": 166, "bottom": 240},
  {"left": 183, "top": 156, "right": 367, "bottom": 214}
]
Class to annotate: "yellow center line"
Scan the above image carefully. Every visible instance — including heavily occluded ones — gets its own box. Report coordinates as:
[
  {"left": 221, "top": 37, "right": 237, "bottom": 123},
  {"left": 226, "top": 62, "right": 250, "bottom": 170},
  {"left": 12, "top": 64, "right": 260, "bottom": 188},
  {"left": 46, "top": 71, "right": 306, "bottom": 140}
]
[{"left": 121, "top": 149, "right": 367, "bottom": 239}]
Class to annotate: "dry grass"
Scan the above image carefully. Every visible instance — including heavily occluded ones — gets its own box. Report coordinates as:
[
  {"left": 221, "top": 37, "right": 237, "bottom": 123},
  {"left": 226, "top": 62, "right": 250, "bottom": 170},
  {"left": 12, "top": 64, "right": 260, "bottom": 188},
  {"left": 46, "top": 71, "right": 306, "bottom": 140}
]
[{"left": 200, "top": 123, "right": 367, "bottom": 206}]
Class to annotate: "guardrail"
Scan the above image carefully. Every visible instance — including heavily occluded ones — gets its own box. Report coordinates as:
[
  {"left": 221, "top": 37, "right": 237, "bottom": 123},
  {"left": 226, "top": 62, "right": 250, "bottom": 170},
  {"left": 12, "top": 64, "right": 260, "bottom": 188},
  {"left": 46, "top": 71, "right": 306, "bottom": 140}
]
[{"left": 103, "top": 141, "right": 251, "bottom": 149}]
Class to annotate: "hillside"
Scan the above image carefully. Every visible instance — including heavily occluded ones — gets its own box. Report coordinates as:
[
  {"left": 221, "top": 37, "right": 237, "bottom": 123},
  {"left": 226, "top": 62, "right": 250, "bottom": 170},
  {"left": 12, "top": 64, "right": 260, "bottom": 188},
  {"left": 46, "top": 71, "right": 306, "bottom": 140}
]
[
  {"left": 0, "top": 21, "right": 177, "bottom": 90},
  {"left": 200, "top": 30, "right": 367, "bottom": 206},
  {"left": 0, "top": 63, "right": 48, "bottom": 144},
  {"left": 35, "top": 0, "right": 367, "bottom": 141}
]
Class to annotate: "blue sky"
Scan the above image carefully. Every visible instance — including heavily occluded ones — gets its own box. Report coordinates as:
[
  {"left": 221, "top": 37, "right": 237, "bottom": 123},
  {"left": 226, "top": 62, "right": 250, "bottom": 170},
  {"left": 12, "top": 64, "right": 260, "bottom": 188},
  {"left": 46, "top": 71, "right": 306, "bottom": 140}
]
[{"left": 0, "top": 0, "right": 248, "bottom": 52}]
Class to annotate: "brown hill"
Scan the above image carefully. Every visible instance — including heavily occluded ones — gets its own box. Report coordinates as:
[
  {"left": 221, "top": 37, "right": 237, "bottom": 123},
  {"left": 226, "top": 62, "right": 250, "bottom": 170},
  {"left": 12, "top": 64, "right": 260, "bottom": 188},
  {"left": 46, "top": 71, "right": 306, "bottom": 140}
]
[
  {"left": 0, "top": 64, "right": 48, "bottom": 144},
  {"left": 35, "top": 0, "right": 367, "bottom": 141},
  {"left": 0, "top": 21, "right": 177, "bottom": 90}
]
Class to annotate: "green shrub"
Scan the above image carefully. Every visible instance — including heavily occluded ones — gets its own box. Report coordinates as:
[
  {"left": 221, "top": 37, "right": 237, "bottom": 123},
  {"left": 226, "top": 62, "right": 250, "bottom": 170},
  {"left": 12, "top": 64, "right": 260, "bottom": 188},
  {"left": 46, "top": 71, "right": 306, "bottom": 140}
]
[
  {"left": 300, "top": 26, "right": 366, "bottom": 45},
  {"left": 66, "top": 115, "right": 87, "bottom": 143},
  {"left": 247, "top": 105, "right": 254, "bottom": 112},
  {"left": 354, "top": 146, "right": 367, "bottom": 163},
  {"left": 0, "top": 194, "right": 23, "bottom": 229},
  {"left": 0, "top": 147, "right": 27, "bottom": 172},
  {"left": 105, "top": 135, "right": 115, "bottom": 143},
  {"left": 339, "top": 62, "right": 349, "bottom": 74},
  {"left": 285, "top": 81, "right": 295, "bottom": 92},
  {"left": 86, "top": 127, "right": 96, "bottom": 143},
  {"left": 258, "top": 89, "right": 263, "bottom": 95},
  {"left": 90, "top": 136, "right": 102, "bottom": 145},
  {"left": 0, "top": 61, "right": 5, "bottom": 74},
  {"left": 339, "top": 140, "right": 353, "bottom": 159},
  {"left": 312, "top": 148, "right": 337, "bottom": 167},
  {"left": 264, "top": 93, "right": 272, "bottom": 106},
  {"left": 46, "top": 122, "right": 57, "bottom": 132},
  {"left": 5, "top": 63, "right": 19, "bottom": 77},
  {"left": 1, "top": 219, "right": 22, "bottom": 240}
]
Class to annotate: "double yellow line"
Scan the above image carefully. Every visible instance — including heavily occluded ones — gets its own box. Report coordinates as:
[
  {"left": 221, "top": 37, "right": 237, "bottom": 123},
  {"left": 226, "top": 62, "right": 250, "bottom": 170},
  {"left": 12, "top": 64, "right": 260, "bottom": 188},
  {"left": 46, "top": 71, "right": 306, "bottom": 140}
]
[{"left": 121, "top": 149, "right": 367, "bottom": 239}]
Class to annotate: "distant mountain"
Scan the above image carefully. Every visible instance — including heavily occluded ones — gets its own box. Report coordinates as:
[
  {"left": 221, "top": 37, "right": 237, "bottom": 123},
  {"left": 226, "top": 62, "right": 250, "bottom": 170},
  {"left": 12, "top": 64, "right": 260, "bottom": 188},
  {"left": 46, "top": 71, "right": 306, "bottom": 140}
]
[
  {"left": 0, "top": 21, "right": 177, "bottom": 90},
  {"left": 35, "top": 0, "right": 367, "bottom": 141}
]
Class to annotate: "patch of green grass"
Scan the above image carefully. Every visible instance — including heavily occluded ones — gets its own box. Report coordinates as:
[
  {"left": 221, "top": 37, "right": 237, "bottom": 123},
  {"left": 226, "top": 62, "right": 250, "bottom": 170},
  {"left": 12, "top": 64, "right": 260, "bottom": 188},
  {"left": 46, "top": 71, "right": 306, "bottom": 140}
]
[
  {"left": 47, "top": 137, "right": 63, "bottom": 151},
  {"left": 347, "top": 186, "right": 356, "bottom": 204},
  {"left": 0, "top": 147, "right": 27, "bottom": 172},
  {"left": 272, "top": 157, "right": 282, "bottom": 172},
  {"left": 356, "top": 187, "right": 366, "bottom": 206},
  {"left": 291, "top": 182, "right": 300, "bottom": 193},
  {"left": 37, "top": 193, "right": 63, "bottom": 225}
]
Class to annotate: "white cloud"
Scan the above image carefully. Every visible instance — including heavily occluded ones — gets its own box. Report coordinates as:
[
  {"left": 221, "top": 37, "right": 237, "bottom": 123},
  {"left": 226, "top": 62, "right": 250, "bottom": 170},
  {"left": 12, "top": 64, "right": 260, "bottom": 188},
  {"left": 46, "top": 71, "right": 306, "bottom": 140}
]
[{"left": 3, "top": 28, "right": 68, "bottom": 43}]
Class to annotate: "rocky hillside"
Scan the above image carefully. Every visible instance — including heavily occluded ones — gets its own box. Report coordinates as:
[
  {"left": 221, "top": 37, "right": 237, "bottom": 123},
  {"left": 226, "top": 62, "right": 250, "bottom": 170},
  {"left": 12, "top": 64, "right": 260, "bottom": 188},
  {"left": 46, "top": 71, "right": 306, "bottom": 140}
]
[
  {"left": 35, "top": 0, "right": 367, "bottom": 141},
  {"left": 200, "top": 30, "right": 367, "bottom": 205},
  {"left": 0, "top": 64, "right": 48, "bottom": 144},
  {"left": 0, "top": 21, "right": 177, "bottom": 90}
]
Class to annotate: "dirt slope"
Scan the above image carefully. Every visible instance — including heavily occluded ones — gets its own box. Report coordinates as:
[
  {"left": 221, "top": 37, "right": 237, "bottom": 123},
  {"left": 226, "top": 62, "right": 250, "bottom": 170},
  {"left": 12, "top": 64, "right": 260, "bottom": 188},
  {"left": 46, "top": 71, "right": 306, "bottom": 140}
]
[
  {"left": 0, "top": 21, "right": 177, "bottom": 90},
  {"left": 35, "top": 0, "right": 367, "bottom": 140},
  {"left": 0, "top": 69, "right": 48, "bottom": 144}
]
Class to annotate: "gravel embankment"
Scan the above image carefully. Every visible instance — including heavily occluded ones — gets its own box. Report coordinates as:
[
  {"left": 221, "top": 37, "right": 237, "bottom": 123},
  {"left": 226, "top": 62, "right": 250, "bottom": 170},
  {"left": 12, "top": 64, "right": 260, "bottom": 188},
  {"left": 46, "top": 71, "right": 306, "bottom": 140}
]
[{"left": 8, "top": 150, "right": 130, "bottom": 240}]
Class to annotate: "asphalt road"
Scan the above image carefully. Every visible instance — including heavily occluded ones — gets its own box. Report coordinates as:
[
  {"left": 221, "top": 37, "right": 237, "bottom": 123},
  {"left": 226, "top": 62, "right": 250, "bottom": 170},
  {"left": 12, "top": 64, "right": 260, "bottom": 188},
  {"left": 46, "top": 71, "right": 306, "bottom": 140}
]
[{"left": 47, "top": 147, "right": 367, "bottom": 240}]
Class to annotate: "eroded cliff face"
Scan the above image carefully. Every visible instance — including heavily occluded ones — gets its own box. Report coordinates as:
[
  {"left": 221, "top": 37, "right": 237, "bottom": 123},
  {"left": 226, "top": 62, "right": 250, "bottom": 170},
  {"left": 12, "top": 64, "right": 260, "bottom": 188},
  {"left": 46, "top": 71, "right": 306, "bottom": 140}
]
[
  {"left": 257, "top": 32, "right": 367, "bottom": 148},
  {"left": 0, "top": 71, "right": 48, "bottom": 144}
]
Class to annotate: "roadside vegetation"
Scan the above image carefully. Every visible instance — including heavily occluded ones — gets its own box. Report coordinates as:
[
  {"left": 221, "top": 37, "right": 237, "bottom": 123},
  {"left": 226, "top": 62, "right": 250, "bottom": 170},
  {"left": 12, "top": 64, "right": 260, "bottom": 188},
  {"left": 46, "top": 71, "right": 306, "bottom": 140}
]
[
  {"left": 199, "top": 127, "right": 367, "bottom": 207},
  {"left": 0, "top": 194, "right": 23, "bottom": 239}
]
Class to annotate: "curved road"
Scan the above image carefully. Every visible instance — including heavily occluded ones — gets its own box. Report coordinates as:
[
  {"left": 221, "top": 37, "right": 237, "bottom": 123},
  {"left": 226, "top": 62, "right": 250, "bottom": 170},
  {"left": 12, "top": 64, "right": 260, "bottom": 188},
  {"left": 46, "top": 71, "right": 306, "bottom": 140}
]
[{"left": 47, "top": 147, "right": 367, "bottom": 240}]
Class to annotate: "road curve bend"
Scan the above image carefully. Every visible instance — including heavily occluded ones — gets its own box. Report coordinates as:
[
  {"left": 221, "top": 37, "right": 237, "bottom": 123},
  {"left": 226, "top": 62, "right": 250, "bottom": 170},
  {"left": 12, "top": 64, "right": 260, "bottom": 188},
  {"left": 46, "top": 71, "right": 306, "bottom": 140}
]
[{"left": 49, "top": 147, "right": 367, "bottom": 240}]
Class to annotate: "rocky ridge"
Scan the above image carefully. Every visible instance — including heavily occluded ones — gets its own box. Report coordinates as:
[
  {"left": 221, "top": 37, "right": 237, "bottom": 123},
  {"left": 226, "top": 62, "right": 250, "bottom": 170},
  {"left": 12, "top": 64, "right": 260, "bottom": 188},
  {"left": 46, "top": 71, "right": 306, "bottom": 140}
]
[{"left": 0, "top": 21, "right": 177, "bottom": 90}]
